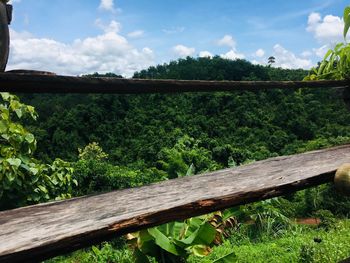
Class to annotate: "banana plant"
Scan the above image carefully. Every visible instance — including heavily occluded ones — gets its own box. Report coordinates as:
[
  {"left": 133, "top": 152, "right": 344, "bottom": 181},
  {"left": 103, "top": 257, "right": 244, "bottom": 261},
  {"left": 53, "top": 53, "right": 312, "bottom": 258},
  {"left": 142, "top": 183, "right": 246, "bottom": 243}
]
[{"left": 127, "top": 210, "right": 238, "bottom": 263}]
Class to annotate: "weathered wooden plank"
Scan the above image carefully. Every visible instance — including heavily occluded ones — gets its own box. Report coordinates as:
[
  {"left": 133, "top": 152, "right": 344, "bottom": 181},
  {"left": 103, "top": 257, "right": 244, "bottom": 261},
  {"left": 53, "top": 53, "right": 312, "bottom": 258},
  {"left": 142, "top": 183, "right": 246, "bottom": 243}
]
[
  {"left": 0, "top": 73, "right": 348, "bottom": 93},
  {"left": 1, "top": 144, "right": 350, "bottom": 262},
  {"left": 0, "top": 2, "right": 10, "bottom": 72}
]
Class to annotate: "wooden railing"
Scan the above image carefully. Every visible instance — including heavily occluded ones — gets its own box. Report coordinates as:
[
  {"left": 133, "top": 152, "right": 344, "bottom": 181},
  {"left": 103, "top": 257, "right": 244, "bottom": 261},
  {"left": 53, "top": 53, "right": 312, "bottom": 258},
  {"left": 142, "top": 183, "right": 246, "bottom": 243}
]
[
  {"left": 0, "top": 74, "right": 349, "bottom": 262},
  {"left": 0, "top": 72, "right": 348, "bottom": 93}
]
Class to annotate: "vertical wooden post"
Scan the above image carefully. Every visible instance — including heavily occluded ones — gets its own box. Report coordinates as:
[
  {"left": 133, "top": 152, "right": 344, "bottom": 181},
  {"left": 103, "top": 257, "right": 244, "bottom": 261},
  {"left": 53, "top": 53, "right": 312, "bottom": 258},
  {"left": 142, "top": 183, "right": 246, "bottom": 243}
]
[
  {"left": 0, "top": 1, "right": 10, "bottom": 72},
  {"left": 343, "top": 85, "right": 350, "bottom": 111}
]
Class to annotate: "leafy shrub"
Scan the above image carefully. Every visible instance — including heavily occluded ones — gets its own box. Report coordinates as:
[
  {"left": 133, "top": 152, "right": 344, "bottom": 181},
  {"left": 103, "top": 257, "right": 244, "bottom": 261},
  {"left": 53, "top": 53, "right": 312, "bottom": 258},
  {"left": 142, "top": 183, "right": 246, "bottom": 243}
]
[
  {"left": 0, "top": 93, "right": 76, "bottom": 210},
  {"left": 78, "top": 142, "right": 109, "bottom": 161},
  {"left": 127, "top": 213, "right": 236, "bottom": 263},
  {"left": 238, "top": 199, "right": 291, "bottom": 238},
  {"left": 156, "top": 135, "right": 220, "bottom": 179},
  {"left": 73, "top": 159, "right": 167, "bottom": 195},
  {"left": 47, "top": 242, "right": 135, "bottom": 263}
]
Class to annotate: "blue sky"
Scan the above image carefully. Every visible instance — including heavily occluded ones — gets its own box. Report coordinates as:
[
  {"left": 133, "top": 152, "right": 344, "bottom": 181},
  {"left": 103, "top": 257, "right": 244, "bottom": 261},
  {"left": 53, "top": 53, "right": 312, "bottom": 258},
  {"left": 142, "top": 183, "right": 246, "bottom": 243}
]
[{"left": 6, "top": 0, "right": 349, "bottom": 76}]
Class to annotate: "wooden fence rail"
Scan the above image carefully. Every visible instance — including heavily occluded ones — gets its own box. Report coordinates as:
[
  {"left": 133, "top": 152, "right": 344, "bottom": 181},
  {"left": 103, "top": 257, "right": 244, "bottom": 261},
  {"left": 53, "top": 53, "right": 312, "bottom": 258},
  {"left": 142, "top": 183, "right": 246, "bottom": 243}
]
[
  {"left": 0, "top": 73, "right": 348, "bottom": 93},
  {"left": 1, "top": 144, "right": 350, "bottom": 263}
]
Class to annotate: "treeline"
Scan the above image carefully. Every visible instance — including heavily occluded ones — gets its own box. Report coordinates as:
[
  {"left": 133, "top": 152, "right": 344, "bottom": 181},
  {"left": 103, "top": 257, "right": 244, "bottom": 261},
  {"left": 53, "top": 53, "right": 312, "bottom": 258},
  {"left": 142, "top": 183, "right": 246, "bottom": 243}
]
[{"left": 21, "top": 57, "right": 350, "bottom": 171}]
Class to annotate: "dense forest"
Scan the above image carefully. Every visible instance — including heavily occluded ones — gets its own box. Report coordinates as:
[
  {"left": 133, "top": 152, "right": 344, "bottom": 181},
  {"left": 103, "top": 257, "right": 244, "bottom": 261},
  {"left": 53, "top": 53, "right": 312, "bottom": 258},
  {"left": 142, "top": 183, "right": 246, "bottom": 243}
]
[
  {"left": 2, "top": 56, "right": 350, "bottom": 262},
  {"left": 22, "top": 57, "right": 349, "bottom": 168}
]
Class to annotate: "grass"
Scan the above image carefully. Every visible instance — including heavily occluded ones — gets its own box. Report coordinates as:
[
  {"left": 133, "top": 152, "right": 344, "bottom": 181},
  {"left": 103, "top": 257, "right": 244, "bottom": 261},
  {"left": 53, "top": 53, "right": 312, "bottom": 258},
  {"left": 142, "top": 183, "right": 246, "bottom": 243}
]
[
  {"left": 48, "top": 220, "right": 350, "bottom": 263},
  {"left": 188, "top": 220, "right": 350, "bottom": 263}
]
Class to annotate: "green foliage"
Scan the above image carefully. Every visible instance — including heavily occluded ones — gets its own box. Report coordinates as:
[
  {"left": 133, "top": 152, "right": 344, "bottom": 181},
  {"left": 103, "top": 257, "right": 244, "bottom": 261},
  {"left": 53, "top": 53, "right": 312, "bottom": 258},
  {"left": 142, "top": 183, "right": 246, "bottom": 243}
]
[
  {"left": 157, "top": 135, "right": 220, "bottom": 179},
  {"left": 73, "top": 159, "right": 167, "bottom": 195},
  {"left": 344, "top": 7, "right": 350, "bottom": 39},
  {"left": 305, "top": 43, "right": 350, "bottom": 80},
  {"left": 305, "top": 6, "right": 350, "bottom": 80},
  {"left": 0, "top": 93, "right": 76, "bottom": 209},
  {"left": 236, "top": 199, "right": 291, "bottom": 239},
  {"left": 312, "top": 210, "right": 336, "bottom": 230},
  {"left": 188, "top": 220, "right": 350, "bottom": 263},
  {"left": 12, "top": 45, "right": 350, "bottom": 262},
  {"left": 19, "top": 58, "right": 313, "bottom": 165},
  {"left": 46, "top": 241, "right": 135, "bottom": 263},
  {"left": 128, "top": 212, "right": 236, "bottom": 263},
  {"left": 78, "top": 142, "right": 109, "bottom": 161}
]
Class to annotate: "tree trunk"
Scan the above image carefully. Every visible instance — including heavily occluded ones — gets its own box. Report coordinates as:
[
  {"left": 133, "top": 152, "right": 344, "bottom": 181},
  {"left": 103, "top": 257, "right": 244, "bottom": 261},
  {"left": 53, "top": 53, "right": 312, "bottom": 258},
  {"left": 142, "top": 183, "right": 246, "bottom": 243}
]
[{"left": 0, "top": 1, "right": 9, "bottom": 72}]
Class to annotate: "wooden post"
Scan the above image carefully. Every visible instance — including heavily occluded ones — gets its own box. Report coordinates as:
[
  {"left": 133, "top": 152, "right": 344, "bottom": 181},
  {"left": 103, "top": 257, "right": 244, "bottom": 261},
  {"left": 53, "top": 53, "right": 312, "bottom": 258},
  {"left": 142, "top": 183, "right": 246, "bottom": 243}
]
[
  {"left": 343, "top": 86, "right": 350, "bottom": 110},
  {"left": 0, "top": 0, "right": 10, "bottom": 72}
]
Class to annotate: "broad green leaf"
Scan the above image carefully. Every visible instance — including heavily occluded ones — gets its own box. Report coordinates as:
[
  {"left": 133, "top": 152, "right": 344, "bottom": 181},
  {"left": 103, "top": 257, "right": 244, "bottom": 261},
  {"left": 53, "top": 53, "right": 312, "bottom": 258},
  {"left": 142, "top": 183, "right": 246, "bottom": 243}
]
[
  {"left": 72, "top": 179, "right": 78, "bottom": 186},
  {"left": 188, "top": 245, "right": 211, "bottom": 257},
  {"left": 0, "top": 120, "right": 7, "bottom": 133},
  {"left": 38, "top": 185, "right": 48, "bottom": 194},
  {"left": 6, "top": 172, "right": 15, "bottom": 182},
  {"left": 147, "top": 227, "right": 180, "bottom": 255},
  {"left": 323, "top": 49, "right": 333, "bottom": 60},
  {"left": 344, "top": 6, "right": 350, "bottom": 39},
  {"left": 7, "top": 158, "right": 21, "bottom": 167},
  {"left": 29, "top": 167, "right": 39, "bottom": 175},
  {"left": 138, "top": 230, "right": 159, "bottom": 257},
  {"left": 318, "top": 61, "right": 327, "bottom": 75},
  {"left": 91, "top": 246, "right": 100, "bottom": 255},
  {"left": 212, "top": 252, "right": 237, "bottom": 263},
  {"left": 25, "top": 133, "right": 35, "bottom": 144},
  {"left": 180, "top": 222, "right": 216, "bottom": 246},
  {"left": 0, "top": 92, "right": 10, "bottom": 101},
  {"left": 15, "top": 108, "right": 22, "bottom": 119}
]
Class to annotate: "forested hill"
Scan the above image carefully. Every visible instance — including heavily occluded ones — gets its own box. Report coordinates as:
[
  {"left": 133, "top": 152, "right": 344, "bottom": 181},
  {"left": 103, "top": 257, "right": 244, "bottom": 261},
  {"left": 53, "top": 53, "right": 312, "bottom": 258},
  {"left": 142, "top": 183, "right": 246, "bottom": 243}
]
[
  {"left": 21, "top": 57, "right": 350, "bottom": 172},
  {"left": 133, "top": 56, "right": 306, "bottom": 81}
]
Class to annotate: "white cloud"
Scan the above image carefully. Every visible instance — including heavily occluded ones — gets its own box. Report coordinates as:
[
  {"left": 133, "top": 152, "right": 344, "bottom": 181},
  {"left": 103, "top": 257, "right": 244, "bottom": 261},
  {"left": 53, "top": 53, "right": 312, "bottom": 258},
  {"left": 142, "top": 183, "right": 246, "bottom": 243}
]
[
  {"left": 255, "top": 48, "right": 265, "bottom": 58},
  {"left": 127, "top": 30, "right": 144, "bottom": 38},
  {"left": 98, "top": 0, "right": 121, "bottom": 13},
  {"left": 307, "top": 12, "right": 344, "bottom": 44},
  {"left": 217, "top": 35, "right": 236, "bottom": 48},
  {"left": 7, "top": 21, "right": 155, "bottom": 77},
  {"left": 95, "top": 19, "right": 121, "bottom": 33},
  {"left": 199, "top": 51, "right": 213, "bottom": 58},
  {"left": 301, "top": 50, "right": 312, "bottom": 57},
  {"left": 313, "top": 45, "right": 330, "bottom": 58},
  {"left": 272, "top": 44, "right": 312, "bottom": 69},
  {"left": 173, "top": 45, "right": 195, "bottom": 57},
  {"left": 99, "top": 0, "right": 115, "bottom": 12},
  {"left": 216, "top": 35, "right": 245, "bottom": 60},
  {"left": 220, "top": 49, "right": 245, "bottom": 60}
]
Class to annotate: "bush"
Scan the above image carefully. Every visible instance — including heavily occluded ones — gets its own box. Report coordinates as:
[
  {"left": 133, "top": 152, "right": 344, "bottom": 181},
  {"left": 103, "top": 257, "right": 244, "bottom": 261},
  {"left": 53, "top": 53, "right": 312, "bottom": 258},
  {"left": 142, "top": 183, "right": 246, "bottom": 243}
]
[{"left": 0, "top": 93, "right": 76, "bottom": 210}]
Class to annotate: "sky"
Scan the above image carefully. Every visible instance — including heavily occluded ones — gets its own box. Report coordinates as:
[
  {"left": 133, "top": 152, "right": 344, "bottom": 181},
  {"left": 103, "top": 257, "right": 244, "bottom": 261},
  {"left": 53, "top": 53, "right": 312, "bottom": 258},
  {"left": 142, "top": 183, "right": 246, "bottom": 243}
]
[{"left": 5, "top": 0, "right": 349, "bottom": 77}]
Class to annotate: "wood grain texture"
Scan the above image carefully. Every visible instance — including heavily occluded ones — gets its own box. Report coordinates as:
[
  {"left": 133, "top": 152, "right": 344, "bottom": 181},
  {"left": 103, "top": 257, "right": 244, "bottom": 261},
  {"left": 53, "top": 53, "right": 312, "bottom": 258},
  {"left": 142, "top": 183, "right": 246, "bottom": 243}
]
[
  {"left": 0, "top": 73, "right": 348, "bottom": 93},
  {"left": 1, "top": 145, "right": 350, "bottom": 262},
  {"left": 0, "top": 2, "right": 9, "bottom": 72}
]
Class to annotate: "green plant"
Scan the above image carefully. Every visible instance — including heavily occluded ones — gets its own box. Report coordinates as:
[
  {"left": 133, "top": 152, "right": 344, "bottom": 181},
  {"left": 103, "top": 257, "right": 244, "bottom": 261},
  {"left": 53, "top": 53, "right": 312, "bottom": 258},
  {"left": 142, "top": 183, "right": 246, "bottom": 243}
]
[
  {"left": 156, "top": 135, "right": 220, "bottom": 179},
  {"left": 78, "top": 142, "right": 109, "bottom": 161},
  {"left": 239, "top": 199, "right": 291, "bottom": 238},
  {"left": 127, "top": 211, "right": 237, "bottom": 263},
  {"left": 313, "top": 210, "right": 336, "bottom": 230},
  {"left": 305, "top": 6, "right": 350, "bottom": 80},
  {"left": 0, "top": 93, "right": 76, "bottom": 209}
]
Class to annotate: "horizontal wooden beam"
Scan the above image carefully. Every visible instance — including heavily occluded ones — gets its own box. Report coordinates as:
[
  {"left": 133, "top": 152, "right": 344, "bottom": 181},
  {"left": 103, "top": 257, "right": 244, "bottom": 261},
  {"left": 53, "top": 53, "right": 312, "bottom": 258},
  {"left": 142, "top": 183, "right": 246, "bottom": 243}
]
[
  {"left": 0, "top": 73, "right": 348, "bottom": 94},
  {"left": 1, "top": 145, "right": 350, "bottom": 262}
]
